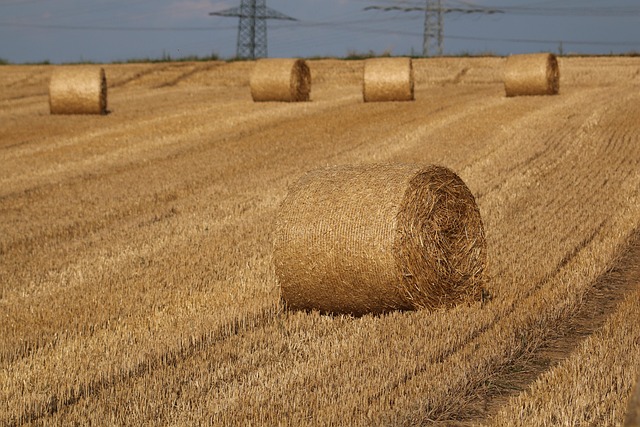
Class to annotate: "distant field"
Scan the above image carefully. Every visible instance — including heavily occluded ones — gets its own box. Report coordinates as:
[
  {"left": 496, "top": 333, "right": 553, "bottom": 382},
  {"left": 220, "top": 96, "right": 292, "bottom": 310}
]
[{"left": 1, "top": 57, "right": 639, "bottom": 426}]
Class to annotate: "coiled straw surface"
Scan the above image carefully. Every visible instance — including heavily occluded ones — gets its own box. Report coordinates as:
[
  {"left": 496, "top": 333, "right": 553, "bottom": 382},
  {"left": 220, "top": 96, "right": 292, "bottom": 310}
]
[
  {"left": 363, "top": 57, "right": 415, "bottom": 102},
  {"left": 250, "top": 58, "right": 311, "bottom": 102},
  {"left": 49, "top": 66, "right": 107, "bottom": 115},
  {"left": 274, "top": 164, "right": 486, "bottom": 316},
  {"left": 504, "top": 53, "right": 560, "bottom": 97}
]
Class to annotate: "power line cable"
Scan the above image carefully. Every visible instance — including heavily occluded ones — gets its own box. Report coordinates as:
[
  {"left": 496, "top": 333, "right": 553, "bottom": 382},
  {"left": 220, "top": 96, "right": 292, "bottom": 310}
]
[
  {"left": 1, "top": 19, "right": 636, "bottom": 48},
  {"left": 0, "top": 22, "right": 236, "bottom": 31},
  {"left": 447, "top": 34, "right": 640, "bottom": 47}
]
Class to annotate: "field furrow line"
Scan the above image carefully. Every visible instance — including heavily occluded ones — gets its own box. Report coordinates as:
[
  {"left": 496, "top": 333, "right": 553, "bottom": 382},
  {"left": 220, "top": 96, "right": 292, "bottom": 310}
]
[
  {"left": 154, "top": 62, "right": 224, "bottom": 88},
  {"left": 0, "top": 94, "right": 47, "bottom": 110},
  {"left": 106, "top": 63, "right": 177, "bottom": 88},
  {"left": 107, "top": 62, "right": 195, "bottom": 89},
  {"left": 2, "top": 69, "right": 48, "bottom": 89}
]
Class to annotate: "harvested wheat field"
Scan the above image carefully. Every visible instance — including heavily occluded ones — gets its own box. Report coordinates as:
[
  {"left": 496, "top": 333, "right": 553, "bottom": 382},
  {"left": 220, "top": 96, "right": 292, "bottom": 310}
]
[{"left": 1, "top": 56, "right": 640, "bottom": 426}]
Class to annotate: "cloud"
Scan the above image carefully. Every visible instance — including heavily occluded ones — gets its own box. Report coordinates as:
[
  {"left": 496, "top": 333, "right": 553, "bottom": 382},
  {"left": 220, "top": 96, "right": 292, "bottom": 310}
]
[{"left": 162, "top": 0, "right": 232, "bottom": 20}]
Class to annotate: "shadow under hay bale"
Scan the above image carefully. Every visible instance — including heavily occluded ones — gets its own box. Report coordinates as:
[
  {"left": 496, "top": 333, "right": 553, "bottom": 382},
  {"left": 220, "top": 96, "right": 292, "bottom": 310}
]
[
  {"left": 250, "top": 58, "right": 310, "bottom": 102},
  {"left": 504, "top": 53, "right": 560, "bottom": 97},
  {"left": 363, "top": 57, "right": 414, "bottom": 102},
  {"left": 49, "top": 66, "right": 107, "bottom": 115},
  {"left": 273, "top": 164, "right": 486, "bottom": 316}
]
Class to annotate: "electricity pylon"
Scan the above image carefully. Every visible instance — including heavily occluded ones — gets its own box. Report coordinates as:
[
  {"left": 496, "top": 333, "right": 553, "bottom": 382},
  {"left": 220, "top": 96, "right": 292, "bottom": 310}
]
[
  {"left": 365, "top": 2, "right": 502, "bottom": 57},
  {"left": 423, "top": 0, "right": 443, "bottom": 57},
  {"left": 210, "top": 0, "right": 296, "bottom": 60}
]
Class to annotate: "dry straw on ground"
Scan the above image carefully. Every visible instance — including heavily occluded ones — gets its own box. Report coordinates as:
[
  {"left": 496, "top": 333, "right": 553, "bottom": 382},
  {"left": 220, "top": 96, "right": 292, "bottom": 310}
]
[
  {"left": 249, "top": 58, "right": 311, "bottom": 102},
  {"left": 627, "top": 375, "right": 640, "bottom": 427},
  {"left": 363, "top": 57, "right": 415, "bottom": 102},
  {"left": 504, "top": 53, "right": 560, "bottom": 97},
  {"left": 49, "top": 66, "right": 107, "bottom": 114},
  {"left": 273, "top": 163, "right": 486, "bottom": 316}
]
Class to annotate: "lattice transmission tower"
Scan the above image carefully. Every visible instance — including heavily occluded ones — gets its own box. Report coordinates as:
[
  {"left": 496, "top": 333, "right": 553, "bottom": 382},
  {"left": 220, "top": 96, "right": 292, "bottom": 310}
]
[
  {"left": 423, "top": 0, "right": 444, "bottom": 57},
  {"left": 210, "top": 0, "right": 296, "bottom": 60},
  {"left": 365, "top": 2, "right": 502, "bottom": 57}
]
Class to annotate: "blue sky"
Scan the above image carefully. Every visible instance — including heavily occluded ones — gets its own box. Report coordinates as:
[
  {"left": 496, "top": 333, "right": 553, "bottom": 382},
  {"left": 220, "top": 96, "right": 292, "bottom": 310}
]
[{"left": 0, "top": 0, "right": 638, "bottom": 63}]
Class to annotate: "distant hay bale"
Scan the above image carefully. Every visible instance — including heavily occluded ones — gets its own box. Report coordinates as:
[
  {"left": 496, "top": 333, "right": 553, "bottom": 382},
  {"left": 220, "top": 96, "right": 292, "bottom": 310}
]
[
  {"left": 363, "top": 57, "right": 415, "bottom": 102},
  {"left": 504, "top": 53, "right": 559, "bottom": 97},
  {"left": 49, "top": 66, "right": 107, "bottom": 115},
  {"left": 273, "top": 164, "right": 486, "bottom": 316},
  {"left": 250, "top": 58, "right": 310, "bottom": 102},
  {"left": 626, "top": 375, "right": 640, "bottom": 427}
]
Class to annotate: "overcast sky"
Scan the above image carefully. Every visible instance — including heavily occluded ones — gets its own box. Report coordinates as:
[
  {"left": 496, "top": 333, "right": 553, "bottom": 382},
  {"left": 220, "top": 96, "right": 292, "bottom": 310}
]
[{"left": 0, "top": 0, "right": 638, "bottom": 63}]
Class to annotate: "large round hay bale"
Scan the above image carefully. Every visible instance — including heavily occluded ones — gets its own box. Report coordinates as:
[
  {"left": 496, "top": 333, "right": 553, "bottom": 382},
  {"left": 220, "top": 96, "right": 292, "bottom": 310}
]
[
  {"left": 273, "top": 164, "right": 486, "bottom": 316},
  {"left": 49, "top": 66, "right": 107, "bottom": 114},
  {"left": 504, "top": 53, "right": 559, "bottom": 97},
  {"left": 363, "top": 57, "right": 414, "bottom": 102},
  {"left": 250, "top": 58, "right": 310, "bottom": 102},
  {"left": 626, "top": 375, "right": 640, "bottom": 427}
]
